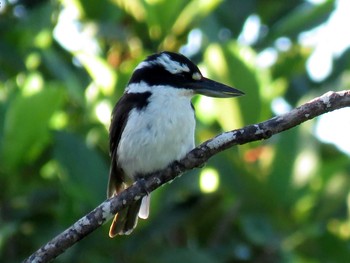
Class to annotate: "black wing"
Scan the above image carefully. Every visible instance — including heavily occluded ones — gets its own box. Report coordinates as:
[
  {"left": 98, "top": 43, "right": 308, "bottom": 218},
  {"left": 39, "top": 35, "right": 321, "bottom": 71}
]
[{"left": 107, "top": 91, "right": 152, "bottom": 197}]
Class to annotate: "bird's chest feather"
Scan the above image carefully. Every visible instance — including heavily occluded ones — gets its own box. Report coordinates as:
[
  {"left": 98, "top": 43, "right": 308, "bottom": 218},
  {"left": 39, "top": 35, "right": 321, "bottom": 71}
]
[{"left": 117, "top": 89, "right": 195, "bottom": 178}]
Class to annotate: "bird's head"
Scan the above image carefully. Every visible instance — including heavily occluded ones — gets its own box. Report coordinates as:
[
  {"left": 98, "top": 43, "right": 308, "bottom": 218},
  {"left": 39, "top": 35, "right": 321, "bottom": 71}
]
[{"left": 127, "top": 51, "right": 244, "bottom": 98}]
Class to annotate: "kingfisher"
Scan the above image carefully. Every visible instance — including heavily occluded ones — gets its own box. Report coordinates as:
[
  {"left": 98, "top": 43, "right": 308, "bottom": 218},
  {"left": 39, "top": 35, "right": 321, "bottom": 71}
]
[{"left": 107, "top": 51, "right": 244, "bottom": 237}]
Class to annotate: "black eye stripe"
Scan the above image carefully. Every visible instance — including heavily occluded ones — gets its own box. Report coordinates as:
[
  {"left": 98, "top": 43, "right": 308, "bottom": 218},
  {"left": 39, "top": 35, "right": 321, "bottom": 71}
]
[
  {"left": 129, "top": 65, "right": 200, "bottom": 88},
  {"left": 129, "top": 52, "right": 203, "bottom": 88}
]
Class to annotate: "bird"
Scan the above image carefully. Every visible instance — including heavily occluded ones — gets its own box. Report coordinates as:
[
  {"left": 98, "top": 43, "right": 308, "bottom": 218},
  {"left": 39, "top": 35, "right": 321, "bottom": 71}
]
[{"left": 107, "top": 51, "right": 244, "bottom": 237}]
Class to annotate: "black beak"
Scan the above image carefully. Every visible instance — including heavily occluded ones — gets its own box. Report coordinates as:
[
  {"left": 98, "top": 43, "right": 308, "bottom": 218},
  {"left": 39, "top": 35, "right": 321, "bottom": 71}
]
[{"left": 187, "top": 77, "right": 244, "bottom": 98}]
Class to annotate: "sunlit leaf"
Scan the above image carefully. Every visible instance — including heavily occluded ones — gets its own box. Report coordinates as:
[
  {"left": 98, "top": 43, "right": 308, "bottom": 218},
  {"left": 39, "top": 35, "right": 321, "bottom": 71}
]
[
  {"left": 1, "top": 87, "right": 65, "bottom": 170},
  {"left": 269, "top": 1, "right": 335, "bottom": 39}
]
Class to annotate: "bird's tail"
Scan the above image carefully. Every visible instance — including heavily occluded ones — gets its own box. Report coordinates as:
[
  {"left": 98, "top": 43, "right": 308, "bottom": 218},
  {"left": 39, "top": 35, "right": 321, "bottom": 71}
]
[{"left": 109, "top": 195, "right": 150, "bottom": 237}]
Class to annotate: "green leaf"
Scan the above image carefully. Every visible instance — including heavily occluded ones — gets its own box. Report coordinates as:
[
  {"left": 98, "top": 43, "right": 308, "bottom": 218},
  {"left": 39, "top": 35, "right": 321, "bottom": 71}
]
[
  {"left": 269, "top": 1, "right": 335, "bottom": 39},
  {"left": 266, "top": 128, "right": 299, "bottom": 206},
  {"left": 241, "top": 213, "right": 276, "bottom": 245},
  {"left": 53, "top": 131, "right": 108, "bottom": 202},
  {"left": 204, "top": 43, "right": 271, "bottom": 126},
  {"left": 1, "top": 87, "right": 64, "bottom": 170}
]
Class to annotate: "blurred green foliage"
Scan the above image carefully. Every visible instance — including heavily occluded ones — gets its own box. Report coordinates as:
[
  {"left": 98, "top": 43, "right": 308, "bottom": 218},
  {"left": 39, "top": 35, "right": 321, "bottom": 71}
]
[{"left": 1, "top": 0, "right": 350, "bottom": 262}]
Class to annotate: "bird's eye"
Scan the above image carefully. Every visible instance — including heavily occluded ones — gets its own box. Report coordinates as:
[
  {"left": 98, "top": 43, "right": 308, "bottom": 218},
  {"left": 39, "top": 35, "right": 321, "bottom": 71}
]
[{"left": 192, "top": 72, "right": 201, "bottom": 81}]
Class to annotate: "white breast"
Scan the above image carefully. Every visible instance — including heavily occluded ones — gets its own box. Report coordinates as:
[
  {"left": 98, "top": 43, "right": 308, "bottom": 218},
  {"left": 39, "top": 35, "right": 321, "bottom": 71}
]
[{"left": 117, "top": 85, "right": 195, "bottom": 180}]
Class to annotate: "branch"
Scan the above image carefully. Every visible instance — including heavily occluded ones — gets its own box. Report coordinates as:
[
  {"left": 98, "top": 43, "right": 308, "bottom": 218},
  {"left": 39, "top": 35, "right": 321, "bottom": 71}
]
[{"left": 24, "top": 90, "right": 350, "bottom": 263}]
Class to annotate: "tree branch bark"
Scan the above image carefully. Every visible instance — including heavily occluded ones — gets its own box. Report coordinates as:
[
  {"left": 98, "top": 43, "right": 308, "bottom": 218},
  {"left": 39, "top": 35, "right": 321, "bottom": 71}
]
[{"left": 24, "top": 90, "right": 350, "bottom": 263}]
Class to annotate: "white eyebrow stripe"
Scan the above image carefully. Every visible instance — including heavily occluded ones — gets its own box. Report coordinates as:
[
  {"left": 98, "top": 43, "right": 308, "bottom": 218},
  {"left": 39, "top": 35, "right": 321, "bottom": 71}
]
[
  {"left": 134, "top": 53, "right": 190, "bottom": 74},
  {"left": 156, "top": 53, "right": 190, "bottom": 74}
]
